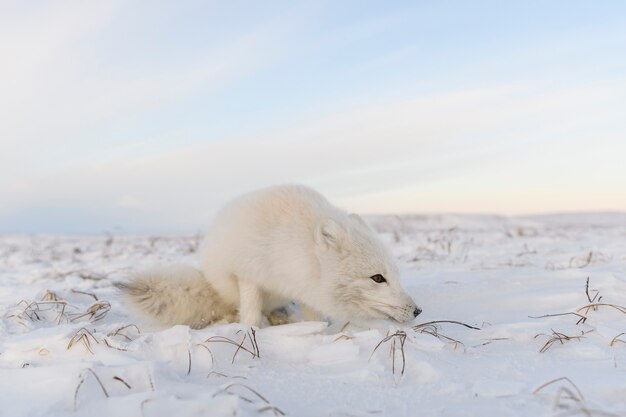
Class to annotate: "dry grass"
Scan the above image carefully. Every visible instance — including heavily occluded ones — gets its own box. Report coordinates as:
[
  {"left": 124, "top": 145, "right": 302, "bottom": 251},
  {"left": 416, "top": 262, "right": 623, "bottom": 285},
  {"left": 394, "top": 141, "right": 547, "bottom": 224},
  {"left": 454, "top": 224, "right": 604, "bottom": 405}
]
[
  {"left": 533, "top": 377, "right": 621, "bottom": 417},
  {"left": 112, "top": 376, "right": 132, "bottom": 389},
  {"left": 609, "top": 333, "right": 625, "bottom": 347},
  {"left": 103, "top": 325, "right": 140, "bottom": 352},
  {"left": 194, "top": 343, "right": 216, "bottom": 369},
  {"left": 569, "top": 251, "right": 611, "bottom": 269},
  {"left": 212, "top": 383, "right": 285, "bottom": 416},
  {"left": 8, "top": 299, "right": 69, "bottom": 325},
  {"left": 413, "top": 320, "right": 480, "bottom": 331},
  {"left": 370, "top": 330, "right": 407, "bottom": 379},
  {"left": 472, "top": 337, "right": 509, "bottom": 348},
  {"left": 69, "top": 301, "right": 111, "bottom": 322},
  {"left": 585, "top": 277, "right": 602, "bottom": 306},
  {"left": 333, "top": 334, "right": 354, "bottom": 342},
  {"left": 530, "top": 277, "right": 626, "bottom": 327},
  {"left": 202, "top": 328, "right": 261, "bottom": 365},
  {"left": 107, "top": 324, "right": 141, "bottom": 341},
  {"left": 576, "top": 303, "right": 626, "bottom": 317},
  {"left": 190, "top": 328, "right": 260, "bottom": 373},
  {"left": 73, "top": 368, "right": 109, "bottom": 411},
  {"left": 67, "top": 328, "right": 100, "bottom": 354},
  {"left": 412, "top": 320, "right": 480, "bottom": 350},
  {"left": 534, "top": 330, "right": 588, "bottom": 353},
  {"left": 70, "top": 289, "right": 98, "bottom": 301},
  {"left": 41, "top": 289, "right": 61, "bottom": 301},
  {"left": 6, "top": 289, "right": 111, "bottom": 327},
  {"left": 529, "top": 311, "right": 589, "bottom": 325},
  {"left": 207, "top": 371, "right": 247, "bottom": 379}
]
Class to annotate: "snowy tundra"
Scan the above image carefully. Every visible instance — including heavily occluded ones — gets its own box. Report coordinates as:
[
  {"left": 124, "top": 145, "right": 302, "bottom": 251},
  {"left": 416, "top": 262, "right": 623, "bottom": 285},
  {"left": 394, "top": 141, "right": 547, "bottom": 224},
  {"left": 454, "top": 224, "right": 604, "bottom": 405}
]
[{"left": 1, "top": 212, "right": 626, "bottom": 417}]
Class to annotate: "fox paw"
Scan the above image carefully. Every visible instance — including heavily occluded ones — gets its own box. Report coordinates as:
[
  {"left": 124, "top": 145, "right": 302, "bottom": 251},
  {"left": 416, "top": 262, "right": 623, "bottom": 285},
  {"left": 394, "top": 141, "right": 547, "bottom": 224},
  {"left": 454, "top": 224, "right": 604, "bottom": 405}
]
[{"left": 266, "top": 306, "right": 290, "bottom": 326}]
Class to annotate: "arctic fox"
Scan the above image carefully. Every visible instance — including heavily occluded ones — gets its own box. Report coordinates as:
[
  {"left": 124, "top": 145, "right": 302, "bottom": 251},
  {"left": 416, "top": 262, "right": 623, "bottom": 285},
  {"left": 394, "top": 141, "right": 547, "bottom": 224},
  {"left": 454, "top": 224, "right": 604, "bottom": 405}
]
[{"left": 119, "top": 185, "right": 421, "bottom": 328}]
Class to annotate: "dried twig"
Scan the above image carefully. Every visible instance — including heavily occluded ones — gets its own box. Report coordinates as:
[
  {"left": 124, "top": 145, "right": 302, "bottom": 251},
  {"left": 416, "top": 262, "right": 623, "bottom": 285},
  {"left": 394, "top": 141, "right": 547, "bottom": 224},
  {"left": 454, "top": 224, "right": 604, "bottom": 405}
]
[
  {"left": 533, "top": 376, "right": 585, "bottom": 399},
  {"left": 40, "top": 290, "right": 61, "bottom": 302},
  {"left": 412, "top": 320, "right": 479, "bottom": 350},
  {"left": 204, "top": 330, "right": 259, "bottom": 364},
  {"left": 69, "top": 301, "right": 111, "bottom": 322},
  {"left": 472, "top": 337, "right": 509, "bottom": 348},
  {"left": 585, "top": 277, "right": 601, "bottom": 304},
  {"left": 534, "top": 330, "right": 585, "bottom": 353},
  {"left": 187, "top": 349, "right": 192, "bottom": 375},
  {"left": 528, "top": 312, "right": 588, "bottom": 325},
  {"left": 534, "top": 376, "right": 620, "bottom": 417},
  {"left": 576, "top": 303, "right": 626, "bottom": 316},
  {"left": 417, "top": 325, "right": 465, "bottom": 349},
  {"left": 107, "top": 324, "right": 141, "bottom": 341},
  {"left": 213, "top": 383, "right": 285, "bottom": 416},
  {"left": 195, "top": 343, "right": 216, "bottom": 368},
  {"left": 533, "top": 377, "right": 586, "bottom": 414},
  {"left": 67, "top": 328, "right": 100, "bottom": 354},
  {"left": 530, "top": 277, "right": 624, "bottom": 326},
  {"left": 71, "top": 289, "right": 98, "bottom": 301},
  {"left": 207, "top": 371, "right": 229, "bottom": 378},
  {"left": 610, "top": 333, "right": 625, "bottom": 347},
  {"left": 250, "top": 328, "right": 260, "bottom": 358},
  {"left": 370, "top": 331, "right": 407, "bottom": 377},
  {"left": 9, "top": 300, "right": 69, "bottom": 323},
  {"left": 113, "top": 376, "right": 132, "bottom": 389},
  {"left": 103, "top": 339, "right": 127, "bottom": 351},
  {"left": 207, "top": 371, "right": 247, "bottom": 379},
  {"left": 333, "top": 334, "right": 354, "bottom": 342},
  {"left": 570, "top": 251, "right": 594, "bottom": 268},
  {"left": 74, "top": 368, "right": 109, "bottom": 410},
  {"left": 413, "top": 320, "right": 480, "bottom": 331}
]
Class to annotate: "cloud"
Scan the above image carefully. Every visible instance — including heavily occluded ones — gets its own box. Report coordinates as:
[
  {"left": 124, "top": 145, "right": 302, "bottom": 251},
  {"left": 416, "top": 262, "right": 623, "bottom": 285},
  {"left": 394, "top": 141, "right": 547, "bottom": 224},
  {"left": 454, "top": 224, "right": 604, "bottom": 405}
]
[
  {"left": 3, "top": 78, "right": 624, "bottom": 232},
  {"left": 0, "top": 3, "right": 290, "bottom": 177},
  {"left": 2, "top": 2, "right": 625, "bottom": 232}
]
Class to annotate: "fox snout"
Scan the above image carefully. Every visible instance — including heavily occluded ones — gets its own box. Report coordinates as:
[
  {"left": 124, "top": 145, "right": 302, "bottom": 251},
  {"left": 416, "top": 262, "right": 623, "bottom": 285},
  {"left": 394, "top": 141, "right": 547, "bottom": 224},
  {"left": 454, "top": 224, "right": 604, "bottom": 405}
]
[{"left": 390, "top": 299, "right": 422, "bottom": 323}]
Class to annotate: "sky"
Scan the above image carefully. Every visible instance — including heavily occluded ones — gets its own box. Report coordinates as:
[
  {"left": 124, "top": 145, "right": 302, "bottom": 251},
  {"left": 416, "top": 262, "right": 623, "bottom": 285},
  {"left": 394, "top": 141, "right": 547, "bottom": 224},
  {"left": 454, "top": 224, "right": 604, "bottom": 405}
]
[{"left": 1, "top": 1, "right": 625, "bottom": 233}]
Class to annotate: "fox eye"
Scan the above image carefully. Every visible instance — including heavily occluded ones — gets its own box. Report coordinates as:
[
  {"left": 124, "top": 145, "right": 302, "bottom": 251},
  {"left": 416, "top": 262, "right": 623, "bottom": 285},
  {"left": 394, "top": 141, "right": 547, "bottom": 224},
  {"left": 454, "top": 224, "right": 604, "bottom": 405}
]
[{"left": 370, "top": 274, "right": 386, "bottom": 283}]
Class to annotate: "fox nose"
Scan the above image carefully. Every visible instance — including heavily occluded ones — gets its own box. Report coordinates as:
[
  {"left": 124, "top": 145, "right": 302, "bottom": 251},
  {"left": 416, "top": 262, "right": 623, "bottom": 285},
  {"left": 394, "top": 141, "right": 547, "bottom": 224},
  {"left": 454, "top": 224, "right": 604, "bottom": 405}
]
[{"left": 413, "top": 307, "right": 422, "bottom": 317}]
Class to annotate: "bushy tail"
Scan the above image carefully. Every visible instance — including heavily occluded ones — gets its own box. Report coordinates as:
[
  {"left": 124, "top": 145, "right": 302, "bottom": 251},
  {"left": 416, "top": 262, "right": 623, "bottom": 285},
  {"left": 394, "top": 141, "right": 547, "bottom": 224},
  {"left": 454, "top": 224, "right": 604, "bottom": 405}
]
[{"left": 116, "top": 264, "right": 237, "bottom": 329}]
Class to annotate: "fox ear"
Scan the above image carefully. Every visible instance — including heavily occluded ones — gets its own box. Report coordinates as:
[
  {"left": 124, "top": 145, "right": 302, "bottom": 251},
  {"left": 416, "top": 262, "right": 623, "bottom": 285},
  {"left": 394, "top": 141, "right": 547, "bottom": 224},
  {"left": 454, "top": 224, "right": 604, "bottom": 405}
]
[{"left": 315, "top": 218, "right": 347, "bottom": 252}]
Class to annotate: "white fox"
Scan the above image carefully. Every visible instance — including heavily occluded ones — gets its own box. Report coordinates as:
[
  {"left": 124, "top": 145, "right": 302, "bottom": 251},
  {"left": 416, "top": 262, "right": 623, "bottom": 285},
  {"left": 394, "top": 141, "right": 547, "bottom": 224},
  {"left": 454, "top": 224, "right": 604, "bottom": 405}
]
[{"left": 118, "top": 185, "right": 421, "bottom": 328}]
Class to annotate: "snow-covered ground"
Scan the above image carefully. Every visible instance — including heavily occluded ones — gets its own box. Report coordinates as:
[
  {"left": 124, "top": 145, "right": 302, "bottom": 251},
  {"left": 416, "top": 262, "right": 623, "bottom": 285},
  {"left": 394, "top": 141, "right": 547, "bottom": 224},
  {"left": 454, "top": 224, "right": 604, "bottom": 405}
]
[{"left": 1, "top": 213, "right": 626, "bottom": 417}]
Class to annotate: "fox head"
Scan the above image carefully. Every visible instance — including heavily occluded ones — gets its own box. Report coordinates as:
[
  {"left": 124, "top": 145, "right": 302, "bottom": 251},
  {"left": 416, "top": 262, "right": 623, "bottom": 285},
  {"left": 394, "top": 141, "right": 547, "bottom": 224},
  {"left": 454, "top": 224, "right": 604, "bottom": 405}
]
[{"left": 313, "top": 214, "right": 421, "bottom": 323}]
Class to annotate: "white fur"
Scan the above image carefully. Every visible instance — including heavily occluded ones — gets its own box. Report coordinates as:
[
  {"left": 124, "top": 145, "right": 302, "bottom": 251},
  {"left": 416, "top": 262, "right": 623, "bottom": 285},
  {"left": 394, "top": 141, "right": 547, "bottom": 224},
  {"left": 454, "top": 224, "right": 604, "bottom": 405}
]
[
  {"left": 120, "top": 185, "right": 420, "bottom": 328},
  {"left": 117, "top": 264, "right": 237, "bottom": 329}
]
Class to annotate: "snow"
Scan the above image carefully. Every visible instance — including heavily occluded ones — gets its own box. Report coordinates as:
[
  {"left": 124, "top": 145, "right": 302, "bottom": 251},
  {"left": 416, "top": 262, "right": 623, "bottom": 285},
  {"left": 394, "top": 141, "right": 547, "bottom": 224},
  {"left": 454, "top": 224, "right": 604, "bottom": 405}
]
[{"left": 1, "top": 214, "right": 626, "bottom": 417}]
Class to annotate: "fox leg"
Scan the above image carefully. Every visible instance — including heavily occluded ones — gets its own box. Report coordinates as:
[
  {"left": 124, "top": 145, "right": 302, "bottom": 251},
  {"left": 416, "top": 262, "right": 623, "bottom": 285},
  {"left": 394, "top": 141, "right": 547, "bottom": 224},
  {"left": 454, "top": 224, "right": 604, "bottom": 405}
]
[
  {"left": 238, "top": 279, "right": 264, "bottom": 327},
  {"left": 302, "top": 304, "right": 321, "bottom": 321}
]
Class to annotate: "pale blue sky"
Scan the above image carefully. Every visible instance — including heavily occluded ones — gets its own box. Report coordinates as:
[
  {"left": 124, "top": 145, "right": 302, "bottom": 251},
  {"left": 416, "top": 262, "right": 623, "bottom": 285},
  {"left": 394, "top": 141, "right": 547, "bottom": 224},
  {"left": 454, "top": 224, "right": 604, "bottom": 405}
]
[{"left": 1, "top": 1, "right": 625, "bottom": 233}]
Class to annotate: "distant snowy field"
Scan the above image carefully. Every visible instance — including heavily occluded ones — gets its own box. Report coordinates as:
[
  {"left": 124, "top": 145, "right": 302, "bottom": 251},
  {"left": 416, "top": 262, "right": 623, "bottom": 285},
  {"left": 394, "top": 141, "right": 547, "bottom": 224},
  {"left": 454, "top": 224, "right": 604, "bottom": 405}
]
[{"left": 1, "top": 214, "right": 626, "bottom": 417}]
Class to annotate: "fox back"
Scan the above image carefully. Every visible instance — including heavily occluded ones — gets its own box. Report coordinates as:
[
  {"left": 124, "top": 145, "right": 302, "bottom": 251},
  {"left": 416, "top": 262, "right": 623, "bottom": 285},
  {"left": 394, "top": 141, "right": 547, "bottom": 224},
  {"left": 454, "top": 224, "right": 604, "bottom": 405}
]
[{"left": 199, "top": 185, "right": 421, "bottom": 323}]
